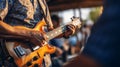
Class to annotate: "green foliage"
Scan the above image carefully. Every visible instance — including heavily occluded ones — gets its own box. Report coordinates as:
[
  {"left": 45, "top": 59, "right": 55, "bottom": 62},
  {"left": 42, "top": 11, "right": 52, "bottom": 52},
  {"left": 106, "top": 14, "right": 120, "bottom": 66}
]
[{"left": 89, "top": 7, "right": 101, "bottom": 22}]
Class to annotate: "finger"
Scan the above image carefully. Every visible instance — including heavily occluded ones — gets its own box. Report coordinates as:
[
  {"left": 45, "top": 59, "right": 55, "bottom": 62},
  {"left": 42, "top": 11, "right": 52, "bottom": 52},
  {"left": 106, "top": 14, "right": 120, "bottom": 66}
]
[
  {"left": 33, "top": 34, "right": 45, "bottom": 46},
  {"left": 41, "top": 33, "right": 47, "bottom": 40},
  {"left": 33, "top": 35, "right": 42, "bottom": 44},
  {"left": 68, "top": 25, "right": 75, "bottom": 34},
  {"left": 35, "top": 33, "right": 47, "bottom": 45},
  {"left": 47, "top": 26, "right": 54, "bottom": 31},
  {"left": 68, "top": 25, "right": 74, "bottom": 31},
  {"left": 68, "top": 24, "right": 75, "bottom": 30}
]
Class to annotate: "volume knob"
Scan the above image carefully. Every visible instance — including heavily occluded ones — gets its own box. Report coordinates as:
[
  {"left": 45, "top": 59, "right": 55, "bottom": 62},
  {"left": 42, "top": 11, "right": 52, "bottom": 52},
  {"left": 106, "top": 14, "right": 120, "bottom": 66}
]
[
  {"left": 26, "top": 61, "right": 32, "bottom": 66},
  {"left": 34, "top": 64, "right": 39, "bottom": 67},
  {"left": 33, "top": 56, "right": 38, "bottom": 61}
]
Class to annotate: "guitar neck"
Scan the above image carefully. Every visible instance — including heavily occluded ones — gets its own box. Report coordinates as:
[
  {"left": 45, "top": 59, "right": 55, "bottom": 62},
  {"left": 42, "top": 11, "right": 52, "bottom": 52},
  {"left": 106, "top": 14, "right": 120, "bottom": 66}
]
[
  {"left": 46, "top": 17, "right": 81, "bottom": 42},
  {"left": 46, "top": 25, "right": 66, "bottom": 41}
]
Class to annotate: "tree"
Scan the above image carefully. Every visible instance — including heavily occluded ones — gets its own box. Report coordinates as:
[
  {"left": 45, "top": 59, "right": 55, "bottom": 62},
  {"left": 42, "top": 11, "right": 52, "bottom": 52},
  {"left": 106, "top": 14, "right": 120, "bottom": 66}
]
[{"left": 89, "top": 7, "right": 102, "bottom": 22}]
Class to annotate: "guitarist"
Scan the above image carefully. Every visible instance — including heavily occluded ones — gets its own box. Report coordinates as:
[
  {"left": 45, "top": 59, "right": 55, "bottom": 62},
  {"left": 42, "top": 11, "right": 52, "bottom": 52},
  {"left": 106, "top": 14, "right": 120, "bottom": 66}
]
[{"left": 0, "top": 0, "right": 75, "bottom": 67}]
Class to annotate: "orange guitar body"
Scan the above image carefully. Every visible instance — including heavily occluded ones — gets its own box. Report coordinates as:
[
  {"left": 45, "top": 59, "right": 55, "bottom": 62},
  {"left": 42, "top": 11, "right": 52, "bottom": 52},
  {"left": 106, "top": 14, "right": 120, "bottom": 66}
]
[{"left": 5, "top": 20, "right": 56, "bottom": 67}]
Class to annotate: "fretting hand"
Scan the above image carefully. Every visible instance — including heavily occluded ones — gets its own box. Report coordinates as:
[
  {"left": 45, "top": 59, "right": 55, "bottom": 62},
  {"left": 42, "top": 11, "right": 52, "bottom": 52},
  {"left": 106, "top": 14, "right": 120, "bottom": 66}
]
[{"left": 63, "top": 24, "right": 76, "bottom": 38}]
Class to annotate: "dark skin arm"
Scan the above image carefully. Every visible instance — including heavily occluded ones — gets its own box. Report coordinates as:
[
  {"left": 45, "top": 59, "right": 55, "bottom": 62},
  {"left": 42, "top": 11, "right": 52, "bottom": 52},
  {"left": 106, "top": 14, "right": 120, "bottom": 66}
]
[{"left": 0, "top": 20, "right": 45, "bottom": 46}]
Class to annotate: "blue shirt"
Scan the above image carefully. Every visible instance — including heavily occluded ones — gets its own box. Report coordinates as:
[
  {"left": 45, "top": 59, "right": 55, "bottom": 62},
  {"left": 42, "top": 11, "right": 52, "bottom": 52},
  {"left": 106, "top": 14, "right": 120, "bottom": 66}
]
[
  {"left": 49, "top": 38, "right": 63, "bottom": 48},
  {"left": 0, "top": 0, "right": 44, "bottom": 28}
]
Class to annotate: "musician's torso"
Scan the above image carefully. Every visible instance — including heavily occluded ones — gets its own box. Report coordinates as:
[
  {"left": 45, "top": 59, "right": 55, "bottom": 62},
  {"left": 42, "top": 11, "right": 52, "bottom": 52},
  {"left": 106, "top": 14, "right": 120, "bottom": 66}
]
[{"left": 1, "top": 0, "right": 44, "bottom": 28}]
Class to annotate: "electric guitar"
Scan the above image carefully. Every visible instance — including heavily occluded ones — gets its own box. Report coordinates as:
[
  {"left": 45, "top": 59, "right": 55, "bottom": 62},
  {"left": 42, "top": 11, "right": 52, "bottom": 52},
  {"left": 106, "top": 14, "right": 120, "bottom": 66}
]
[{"left": 5, "top": 17, "right": 81, "bottom": 67}]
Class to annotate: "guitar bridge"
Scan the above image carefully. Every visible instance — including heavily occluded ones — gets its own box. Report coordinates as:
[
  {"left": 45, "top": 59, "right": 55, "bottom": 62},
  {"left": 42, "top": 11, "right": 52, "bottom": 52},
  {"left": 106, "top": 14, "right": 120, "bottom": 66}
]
[{"left": 14, "top": 45, "right": 26, "bottom": 57}]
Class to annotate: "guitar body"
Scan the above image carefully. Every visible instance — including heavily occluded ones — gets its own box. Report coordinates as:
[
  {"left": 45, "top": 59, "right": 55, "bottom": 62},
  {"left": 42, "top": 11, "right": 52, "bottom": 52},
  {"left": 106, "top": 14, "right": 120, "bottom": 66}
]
[{"left": 5, "top": 20, "right": 56, "bottom": 67}]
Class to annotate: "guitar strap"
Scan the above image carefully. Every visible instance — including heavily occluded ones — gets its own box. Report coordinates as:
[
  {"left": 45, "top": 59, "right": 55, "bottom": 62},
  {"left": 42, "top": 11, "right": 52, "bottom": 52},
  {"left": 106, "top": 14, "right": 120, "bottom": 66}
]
[{"left": 37, "top": 0, "right": 53, "bottom": 30}]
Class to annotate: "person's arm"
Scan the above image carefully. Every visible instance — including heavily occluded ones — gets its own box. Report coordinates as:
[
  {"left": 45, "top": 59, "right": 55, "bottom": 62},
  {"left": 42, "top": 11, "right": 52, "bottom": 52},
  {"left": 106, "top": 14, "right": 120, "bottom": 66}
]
[
  {"left": 0, "top": 20, "right": 30, "bottom": 37},
  {"left": 0, "top": 20, "right": 45, "bottom": 46}
]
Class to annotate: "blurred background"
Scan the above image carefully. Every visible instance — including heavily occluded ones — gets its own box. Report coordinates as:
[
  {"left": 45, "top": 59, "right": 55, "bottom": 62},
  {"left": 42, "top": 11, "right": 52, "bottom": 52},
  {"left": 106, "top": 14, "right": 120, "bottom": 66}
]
[{"left": 47, "top": 0, "right": 103, "bottom": 67}]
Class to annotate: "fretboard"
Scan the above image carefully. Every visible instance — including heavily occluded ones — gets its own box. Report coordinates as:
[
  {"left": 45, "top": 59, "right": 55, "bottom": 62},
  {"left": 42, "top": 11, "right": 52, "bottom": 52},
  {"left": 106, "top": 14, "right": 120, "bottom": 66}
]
[{"left": 46, "top": 25, "right": 66, "bottom": 42}]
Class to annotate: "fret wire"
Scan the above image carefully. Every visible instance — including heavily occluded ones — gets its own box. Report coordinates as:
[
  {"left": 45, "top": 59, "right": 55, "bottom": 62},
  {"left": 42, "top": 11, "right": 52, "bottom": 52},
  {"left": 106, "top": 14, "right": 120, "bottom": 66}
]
[{"left": 46, "top": 26, "right": 65, "bottom": 41}]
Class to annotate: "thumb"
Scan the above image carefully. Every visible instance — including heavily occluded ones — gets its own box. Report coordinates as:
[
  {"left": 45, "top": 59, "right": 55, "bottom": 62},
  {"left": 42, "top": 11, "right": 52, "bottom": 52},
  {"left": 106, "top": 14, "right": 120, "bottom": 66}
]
[{"left": 47, "top": 26, "right": 54, "bottom": 31}]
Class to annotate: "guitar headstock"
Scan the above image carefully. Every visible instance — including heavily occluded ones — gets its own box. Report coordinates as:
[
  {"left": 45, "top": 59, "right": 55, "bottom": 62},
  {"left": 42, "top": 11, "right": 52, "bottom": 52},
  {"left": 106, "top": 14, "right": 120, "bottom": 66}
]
[{"left": 70, "top": 16, "right": 81, "bottom": 29}]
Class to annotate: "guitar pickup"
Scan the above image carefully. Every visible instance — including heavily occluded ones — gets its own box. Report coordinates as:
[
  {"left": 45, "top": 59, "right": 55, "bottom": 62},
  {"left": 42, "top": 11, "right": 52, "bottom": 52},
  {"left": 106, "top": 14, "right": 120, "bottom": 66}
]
[{"left": 14, "top": 45, "right": 26, "bottom": 57}]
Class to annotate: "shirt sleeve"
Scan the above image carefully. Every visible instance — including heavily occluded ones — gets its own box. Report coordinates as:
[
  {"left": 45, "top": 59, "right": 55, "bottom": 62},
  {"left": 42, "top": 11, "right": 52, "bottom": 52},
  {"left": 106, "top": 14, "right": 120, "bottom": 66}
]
[{"left": 0, "top": 0, "right": 14, "bottom": 21}]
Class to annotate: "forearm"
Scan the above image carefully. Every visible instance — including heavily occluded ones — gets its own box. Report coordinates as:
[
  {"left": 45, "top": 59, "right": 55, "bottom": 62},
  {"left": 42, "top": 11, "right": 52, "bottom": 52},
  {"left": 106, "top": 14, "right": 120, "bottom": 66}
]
[{"left": 0, "top": 21, "right": 33, "bottom": 40}]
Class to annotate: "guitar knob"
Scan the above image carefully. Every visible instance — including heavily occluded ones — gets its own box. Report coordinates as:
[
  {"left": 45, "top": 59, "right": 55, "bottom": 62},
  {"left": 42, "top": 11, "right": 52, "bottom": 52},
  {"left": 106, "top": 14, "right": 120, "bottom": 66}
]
[
  {"left": 71, "top": 18, "right": 73, "bottom": 21},
  {"left": 33, "top": 56, "right": 38, "bottom": 61},
  {"left": 26, "top": 61, "right": 32, "bottom": 66},
  {"left": 73, "top": 16, "right": 76, "bottom": 18},
  {"left": 71, "top": 16, "right": 76, "bottom": 21},
  {"left": 34, "top": 64, "right": 39, "bottom": 67}
]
